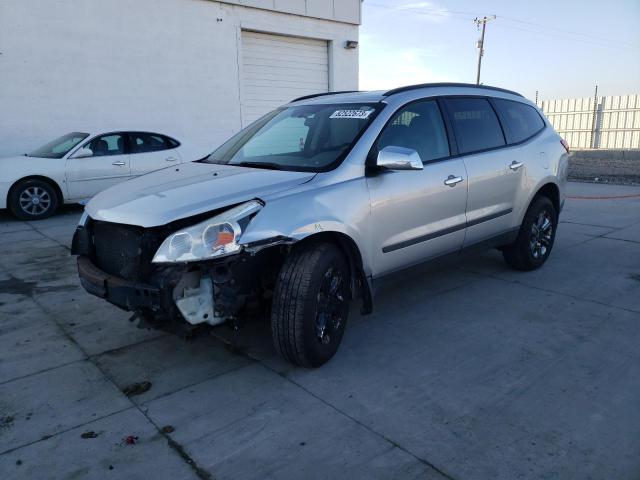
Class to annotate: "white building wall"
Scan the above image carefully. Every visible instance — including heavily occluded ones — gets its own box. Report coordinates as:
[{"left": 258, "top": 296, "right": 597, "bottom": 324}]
[{"left": 0, "top": 0, "right": 360, "bottom": 157}]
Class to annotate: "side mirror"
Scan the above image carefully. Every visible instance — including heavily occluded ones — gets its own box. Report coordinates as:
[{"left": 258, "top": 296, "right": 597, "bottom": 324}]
[
  {"left": 71, "top": 147, "right": 93, "bottom": 159},
  {"left": 376, "top": 146, "right": 423, "bottom": 171}
]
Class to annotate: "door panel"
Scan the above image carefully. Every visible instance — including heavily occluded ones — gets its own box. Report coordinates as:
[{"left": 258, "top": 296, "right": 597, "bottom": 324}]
[
  {"left": 367, "top": 160, "right": 468, "bottom": 276},
  {"left": 129, "top": 149, "right": 180, "bottom": 177},
  {"left": 366, "top": 98, "right": 468, "bottom": 277},
  {"left": 129, "top": 132, "right": 179, "bottom": 177},
  {"left": 66, "top": 133, "right": 130, "bottom": 200},
  {"left": 462, "top": 147, "right": 524, "bottom": 246},
  {"left": 441, "top": 97, "right": 523, "bottom": 246}
]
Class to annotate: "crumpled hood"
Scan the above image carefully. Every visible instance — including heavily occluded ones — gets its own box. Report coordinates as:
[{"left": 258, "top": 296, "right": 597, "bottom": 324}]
[{"left": 86, "top": 162, "right": 315, "bottom": 227}]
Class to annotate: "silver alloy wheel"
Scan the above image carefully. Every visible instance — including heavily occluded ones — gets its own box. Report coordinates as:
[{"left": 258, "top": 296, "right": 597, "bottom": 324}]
[
  {"left": 19, "top": 186, "right": 52, "bottom": 216},
  {"left": 529, "top": 211, "right": 553, "bottom": 259}
]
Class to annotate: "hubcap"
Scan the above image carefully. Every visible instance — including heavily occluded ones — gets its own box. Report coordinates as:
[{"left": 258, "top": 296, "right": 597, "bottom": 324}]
[
  {"left": 315, "top": 267, "right": 345, "bottom": 345},
  {"left": 530, "top": 211, "right": 553, "bottom": 259},
  {"left": 19, "top": 186, "right": 51, "bottom": 216}
]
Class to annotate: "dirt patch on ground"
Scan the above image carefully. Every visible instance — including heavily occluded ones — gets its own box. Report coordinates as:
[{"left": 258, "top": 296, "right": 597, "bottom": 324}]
[
  {"left": 569, "top": 150, "right": 640, "bottom": 185},
  {"left": 0, "top": 276, "right": 77, "bottom": 297}
]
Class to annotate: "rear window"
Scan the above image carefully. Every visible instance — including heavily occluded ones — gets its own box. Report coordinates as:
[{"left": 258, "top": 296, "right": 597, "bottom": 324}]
[
  {"left": 493, "top": 99, "right": 545, "bottom": 144},
  {"left": 129, "top": 132, "right": 175, "bottom": 153},
  {"left": 444, "top": 98, "right": 505, "bottom": 154}
]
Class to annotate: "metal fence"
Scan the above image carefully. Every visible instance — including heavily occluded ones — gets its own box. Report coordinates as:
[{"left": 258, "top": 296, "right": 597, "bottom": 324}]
[{"left": 537, "top": 94, "right": 640, "bottom": 150}]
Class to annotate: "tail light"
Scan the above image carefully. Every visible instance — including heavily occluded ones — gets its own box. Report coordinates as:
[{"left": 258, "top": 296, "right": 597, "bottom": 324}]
[{"left": 560, "top": 138, "right": 570, "bottom": 153}]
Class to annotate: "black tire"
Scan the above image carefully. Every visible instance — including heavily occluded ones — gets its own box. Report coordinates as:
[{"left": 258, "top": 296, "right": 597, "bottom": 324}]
[
  {"left": 503, "top": 196, "right": 557, "bottom": 271},
  {"left": 271, "top": 242, "right": 350, "bottom": 368},
  {"left": 9, "top": 179, "right": 59, "bottom": 220}
]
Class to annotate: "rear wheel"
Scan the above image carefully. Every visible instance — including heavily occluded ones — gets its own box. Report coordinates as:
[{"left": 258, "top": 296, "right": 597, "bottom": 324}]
[
  {"left": 271, "top": 242, "right": 350, "bottom": 367},
  {"left": 503, "top": 196, "right": 557, "bottom": 271},
  {"left": 8, "top": 179, "right": 59, "bottom": 220}
]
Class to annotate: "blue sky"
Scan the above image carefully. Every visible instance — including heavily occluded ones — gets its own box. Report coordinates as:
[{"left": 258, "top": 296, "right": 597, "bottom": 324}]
[{"left": 359, "top": 0, "right": 640, "bottom": 101}]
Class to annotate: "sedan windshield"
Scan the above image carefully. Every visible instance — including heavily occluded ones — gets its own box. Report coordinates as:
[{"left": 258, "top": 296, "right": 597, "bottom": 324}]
[
  {"left": 205, "top": 103, "right": 380, "bottom": 172},
  {"left": 28, "top": 132, "right": 89, "bottom": 159}
]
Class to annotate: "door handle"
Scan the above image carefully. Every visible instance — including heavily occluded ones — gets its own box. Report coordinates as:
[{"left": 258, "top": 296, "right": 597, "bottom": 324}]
[
  {"left": 444, "top": 175, "right": 463, "bottom": 187},
  {"left": 165, "top": 157, "right": 178, "bottom": 162},
  {"left": 509, "top": 161, "right": 524, "bottom": 171},
  {"left": 112, "top": 161, "right": 126, "bottom": 166}
]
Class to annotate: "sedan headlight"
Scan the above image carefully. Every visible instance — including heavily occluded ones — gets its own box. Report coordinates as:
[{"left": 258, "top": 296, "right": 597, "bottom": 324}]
[{"left": 152, "top": 200, "right": 262, "bottom": 263}]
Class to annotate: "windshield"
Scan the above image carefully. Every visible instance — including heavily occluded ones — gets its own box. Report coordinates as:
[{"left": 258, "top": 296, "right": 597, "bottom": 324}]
[
  {"left": 28, "top": 132, "right": 90, "bottom": 159},
  {"left": 205, "top": 103, "right": 380, "bottom": 172}
]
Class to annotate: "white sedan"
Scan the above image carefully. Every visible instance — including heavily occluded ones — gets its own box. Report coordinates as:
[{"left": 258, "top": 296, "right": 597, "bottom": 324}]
[{"left": 0, "top": 131, "right": 206, "bottom": 219}]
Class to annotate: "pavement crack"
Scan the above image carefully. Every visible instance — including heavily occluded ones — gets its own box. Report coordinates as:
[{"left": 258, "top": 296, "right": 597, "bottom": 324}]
[
  {"left": 25, "top": 221, "right": 71, "bottom": 251},
  {"left": 216, "top": 343, "right": 457, "bottom": 480},
  {"left": 602, "top": 236, "right": 640, "bottom": 245},
  {"left": 0, "top": 405, "right": 135, "bottom": 456},
  {"left": 462, "top": 268, "right": 640, "bottom": 315},
  {"left": 0, "top": 358, "right": 85, "bottom": 387},
  {"left": 12, "top": 274, "right": 215, "bottom": 480},
  {"left": 146, "top": 417, "right": 214, "bottom": 480},
  {"left": 282, "top": 372, "right": 456, "bottom": 480}
]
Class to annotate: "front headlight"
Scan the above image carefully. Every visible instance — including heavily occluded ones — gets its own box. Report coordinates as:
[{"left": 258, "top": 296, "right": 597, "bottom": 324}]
[{"left": 152, "top": 200, "right": 262, "bottom": 263}]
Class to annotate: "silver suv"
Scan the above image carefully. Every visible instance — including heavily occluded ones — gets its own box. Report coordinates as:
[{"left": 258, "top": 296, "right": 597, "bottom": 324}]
[{"left": 73, "top": 83, "right": 568, "bottom": 367}]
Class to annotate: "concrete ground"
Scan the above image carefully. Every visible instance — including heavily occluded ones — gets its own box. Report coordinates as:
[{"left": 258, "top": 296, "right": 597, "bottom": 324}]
[{"left": 0, "top": 182, "right": 639, "bottom": 480}]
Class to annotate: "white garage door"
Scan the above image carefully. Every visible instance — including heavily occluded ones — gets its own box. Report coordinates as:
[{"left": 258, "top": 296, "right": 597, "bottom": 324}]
[{"left": 240, "top": 31, "right": 329, "bottom": 126}]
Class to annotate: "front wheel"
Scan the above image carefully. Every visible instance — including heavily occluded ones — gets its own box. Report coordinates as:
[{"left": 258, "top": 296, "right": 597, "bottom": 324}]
[
  {"left": 271, "top": 242, "right": 350, "bottom": 367},
  {"left": 9, "top": 179, "right": 59, "bottom": 220},
  {"left": 503, "top": 196, "right": 557, "bottom": 271}
]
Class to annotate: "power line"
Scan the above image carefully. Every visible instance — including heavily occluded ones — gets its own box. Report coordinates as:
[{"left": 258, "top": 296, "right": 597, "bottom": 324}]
[
  {"left": 491, "top": 21, "right": 640, "bottom": 52},
  {"left": 497, "top": 15, "right": 640, "bottom": 49},
  {"left": 365, "top": 2, "right": 476, "bottom": 21},
  {"left": 364, "top": 2, "right": 640, "bottom": 52}
]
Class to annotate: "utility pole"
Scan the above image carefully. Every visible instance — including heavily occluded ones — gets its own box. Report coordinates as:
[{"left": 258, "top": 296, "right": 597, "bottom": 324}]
[
  {"left": 590, "top": 85, "right": 598, "bottom": 149},
  {"left": 474, "top": 15, "right": 496, "bottom": 85}
]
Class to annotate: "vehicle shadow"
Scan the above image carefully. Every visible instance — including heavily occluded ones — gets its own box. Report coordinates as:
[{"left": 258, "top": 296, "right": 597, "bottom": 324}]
[{"left": 0, "top": 204, "right": 84, "bottom": 224}]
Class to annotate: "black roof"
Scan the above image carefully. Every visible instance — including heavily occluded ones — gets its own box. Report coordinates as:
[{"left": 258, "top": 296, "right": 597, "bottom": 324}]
[
  {"left": 383, "top": 82, "right": 523, "bottom": 97},
  {"left": 290, "top": 83, "right": 523, "bottom": 104},
  {"left": 291, "top": 91, "right": 359, "bottom": 102}
]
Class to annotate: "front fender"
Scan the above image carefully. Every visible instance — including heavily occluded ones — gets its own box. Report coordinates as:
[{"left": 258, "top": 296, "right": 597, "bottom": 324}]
[{"left": 239, "top": 178, "right": 373, "bottom": 276}]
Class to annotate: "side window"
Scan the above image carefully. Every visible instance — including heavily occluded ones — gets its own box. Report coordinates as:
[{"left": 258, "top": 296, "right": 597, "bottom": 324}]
[
  {"left": 377, "top": 100, "right": 449, "bottom": 162},
  {"left": 165, "top": 136, "right": 180, "bottom": 148},
  {"left": 445, "top": 98, "right": 505, "bottom": 154},
  {"left": 130, "top": 132, "right": 172, "bottom": 154},
  {"left": 86, "top": 133, "right": 126, "bottom": 157},
  {"left": 493, "top": 99, "right": 545, "bottom": 144}
]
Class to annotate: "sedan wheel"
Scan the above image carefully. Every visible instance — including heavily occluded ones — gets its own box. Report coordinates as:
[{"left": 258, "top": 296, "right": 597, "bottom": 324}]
[
  {"left": 9, "top": 179, "right": 59, "bottom": 220},
  {"left": 19, "top": 186, "right": 52, "bottom": 216}
]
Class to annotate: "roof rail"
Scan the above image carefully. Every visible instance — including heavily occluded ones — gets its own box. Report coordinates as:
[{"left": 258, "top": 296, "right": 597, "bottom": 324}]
[
  {"left": 383, "top": 82, "right": 523, "bottom": 98},
  {"left": 291, "top": 90, "right": 360, "bottom": 102}
]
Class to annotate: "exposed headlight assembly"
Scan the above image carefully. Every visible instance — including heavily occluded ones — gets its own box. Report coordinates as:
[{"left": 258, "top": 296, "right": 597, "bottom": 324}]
[{"left": 152, "top": 200, "right": 262, "bottom": 263}]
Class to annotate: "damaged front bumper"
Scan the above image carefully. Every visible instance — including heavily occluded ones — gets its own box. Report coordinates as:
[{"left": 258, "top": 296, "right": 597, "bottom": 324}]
[
  {"left": 77, "top": 255, "right": 166, "bottom": 311},
  {"left": 78, "top": 255, "right": 238, "bottom": 334},
  {"left": 76, "top": 245, "right": 282, "bottom": 335},
  {"left": 77, "top": 255, "right": 228, "bottom": 327},
  {"left": 73, "top": 210, "right": 289, "bottom": 334}
]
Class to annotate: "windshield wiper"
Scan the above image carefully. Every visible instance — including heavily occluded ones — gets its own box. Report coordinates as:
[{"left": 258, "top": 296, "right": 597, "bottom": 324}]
[{"left": 235, "top": 161, "right": 284, "bottom": 170}]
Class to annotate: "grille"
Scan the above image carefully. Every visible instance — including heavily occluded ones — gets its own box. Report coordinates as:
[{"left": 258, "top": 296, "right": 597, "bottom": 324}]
[
  {"left": 89, "top": 208, "right": 227, "bottom": 282},
  {"left": 91, "top": 221, "right": 159, "bottom": 282}
]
